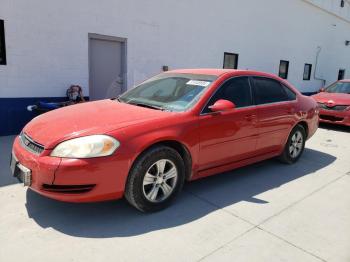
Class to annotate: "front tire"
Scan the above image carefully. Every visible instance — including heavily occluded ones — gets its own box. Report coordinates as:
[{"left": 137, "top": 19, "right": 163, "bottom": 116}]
[
  {"left": 279, "top": 125, "right": 306, "bottom": 164},
  {"left": 125, "top": 146, "right": 185, "bottom": 212}
]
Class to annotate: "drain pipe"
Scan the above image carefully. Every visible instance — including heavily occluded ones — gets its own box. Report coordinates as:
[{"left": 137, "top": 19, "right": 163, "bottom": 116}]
[{"left": 314, "top": 46, "right": 326, "bottom": 87}]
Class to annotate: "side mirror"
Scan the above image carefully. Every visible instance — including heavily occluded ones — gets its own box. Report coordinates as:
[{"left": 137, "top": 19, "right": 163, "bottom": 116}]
[
  {"left": 208, "top": 99, "right": 236, "bottom": 112},
  {"left": 319, "top": 88, "right": 325, "bottom": 93}
]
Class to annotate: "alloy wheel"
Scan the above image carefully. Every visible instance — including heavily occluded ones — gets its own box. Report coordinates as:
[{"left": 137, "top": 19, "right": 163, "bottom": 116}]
[
  {"left": 142, "top": 159, "right": 178, "bottom": 203},
  {"left": 289, "top": 130, "right": 303, "bottom": 158}
]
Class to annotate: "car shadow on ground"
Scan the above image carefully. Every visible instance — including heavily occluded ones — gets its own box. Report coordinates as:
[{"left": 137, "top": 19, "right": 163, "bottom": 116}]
[{"left": 25, "top": 148, "right": 336, "bottom": 238}]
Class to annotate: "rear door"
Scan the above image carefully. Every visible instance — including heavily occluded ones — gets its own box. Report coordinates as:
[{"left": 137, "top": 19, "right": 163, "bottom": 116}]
[
  {"left": 198, "top": 76, "right": 258, "bottom": 170},
  {"left": 251, "top": 77, "right": 297, "bottom": 154}
]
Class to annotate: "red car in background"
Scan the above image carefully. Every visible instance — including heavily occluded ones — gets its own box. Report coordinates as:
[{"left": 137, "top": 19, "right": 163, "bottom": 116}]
[
  {"left": 11, "top": 69, "right": 318, "bottom": 212},
  {"left": 312, "top": 80, "right": 350, "bottom": 126}
]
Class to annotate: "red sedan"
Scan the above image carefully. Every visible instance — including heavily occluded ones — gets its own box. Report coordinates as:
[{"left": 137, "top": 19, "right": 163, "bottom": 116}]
[
  {"left": 312, "top": 80, "right": 350, "bottom": 126},
  {"left": 11, "top": 69, "right": 318, "bottom": 212}
]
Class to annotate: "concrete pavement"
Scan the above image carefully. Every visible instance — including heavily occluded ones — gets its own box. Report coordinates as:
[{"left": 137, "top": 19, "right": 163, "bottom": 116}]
[{"left": 0, "top": 124, "right": 349, "bottom": 262}]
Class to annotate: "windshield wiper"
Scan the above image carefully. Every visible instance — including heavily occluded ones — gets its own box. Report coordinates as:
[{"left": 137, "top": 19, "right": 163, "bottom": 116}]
[
  {"left": 111, "top": 96, "right": 123, "bottom": 102},
  {"left": 128, "top": 102, "right": 167, "bottom": 111}
]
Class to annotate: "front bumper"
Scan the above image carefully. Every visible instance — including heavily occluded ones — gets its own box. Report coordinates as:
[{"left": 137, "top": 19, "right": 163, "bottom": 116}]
[
  {"left": 12, "top": 136, "right": 131, "bottom": 202},
  {"left": 319, "top": 109, "right": 350, "bottom": 126}
]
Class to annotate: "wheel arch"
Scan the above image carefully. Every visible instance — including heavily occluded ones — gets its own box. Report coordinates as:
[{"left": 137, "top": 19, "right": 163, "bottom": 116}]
[
  {"left": 130, "top": 140, "right": 193, "bottom": 182},
  {"left": 282, "top": 120, "right": 309, "bottom": 150},
  {"left": 296, "top": 121, "right": 309, "bottom": 138}
]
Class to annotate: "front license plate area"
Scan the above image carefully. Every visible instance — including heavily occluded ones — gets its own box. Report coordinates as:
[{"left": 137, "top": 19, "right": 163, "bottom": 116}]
[{"left": 10, "top": 153, "right": 32, "bottom": 186}]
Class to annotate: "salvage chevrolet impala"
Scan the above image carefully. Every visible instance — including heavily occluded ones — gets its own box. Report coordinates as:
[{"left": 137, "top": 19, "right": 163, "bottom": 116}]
[{"left": 11, "top": 69, "right": 318, "bottom": 212}]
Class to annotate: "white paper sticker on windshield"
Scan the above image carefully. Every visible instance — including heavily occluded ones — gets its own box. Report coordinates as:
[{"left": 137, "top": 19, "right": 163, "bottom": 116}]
[{"left": 186, "top": 80, "right": 211, "bottom": 87}]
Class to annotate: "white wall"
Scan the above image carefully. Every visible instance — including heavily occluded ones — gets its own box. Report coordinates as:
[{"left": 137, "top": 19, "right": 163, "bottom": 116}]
[{"left": 0, "top": 0, "right": 350, "bottom": 98}]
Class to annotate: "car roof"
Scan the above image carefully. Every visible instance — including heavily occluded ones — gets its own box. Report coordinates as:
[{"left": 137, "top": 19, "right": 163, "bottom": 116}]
[{"left": 166, "top": 68, "right": 278, "bottom": 78}]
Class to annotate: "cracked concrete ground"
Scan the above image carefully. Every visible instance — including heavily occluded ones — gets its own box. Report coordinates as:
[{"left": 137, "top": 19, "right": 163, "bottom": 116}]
[{"left": 0, "top": 124, "right": 349, "bottom": 262}]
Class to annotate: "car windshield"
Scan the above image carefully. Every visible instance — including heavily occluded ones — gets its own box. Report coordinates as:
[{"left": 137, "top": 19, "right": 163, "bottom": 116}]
[
  {"left": 118, "top": 73, "right": 217, "bottom": 112},
  {"left": 325, "top": 82, "right": 350, "bottom": 94}
]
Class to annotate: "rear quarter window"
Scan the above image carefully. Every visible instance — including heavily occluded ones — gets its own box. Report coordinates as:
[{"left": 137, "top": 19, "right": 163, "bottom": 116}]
[{"left": 282, "top": 85, "right": 297, "bottom": 101}]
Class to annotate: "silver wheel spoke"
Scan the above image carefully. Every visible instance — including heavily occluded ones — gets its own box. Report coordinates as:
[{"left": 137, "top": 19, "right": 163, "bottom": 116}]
[
  {"left": 156, "top": 160, "right": 166, "bottom": 174},
  {"left": 291, "top": 135, "right": 296, "bottom": 142},
  {"left": 296, "top": 132, "right": 302, "bottom": 142},
  {"left": 164, "top": 167, "right": 177, "bottom": 181},
  {"left": 289, "top": 145, "right": 294, "bottom": 154},
  {"left": 148, "top": 185, "right": 160, "bottom": 201},
  {"left": 160, "top": 183, "right": 172, "bottom": 196},
  {"left": 143, "top": 173, "right": 156, "bottom": 186}
]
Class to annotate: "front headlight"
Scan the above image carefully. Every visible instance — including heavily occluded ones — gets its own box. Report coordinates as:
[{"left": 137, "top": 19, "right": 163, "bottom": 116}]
[{"left": 51, "top": 135, "right": 120, "bottom": 158}]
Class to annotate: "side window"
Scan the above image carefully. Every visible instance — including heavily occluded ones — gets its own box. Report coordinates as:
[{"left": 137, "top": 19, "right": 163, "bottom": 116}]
[
  {"left": 253, "top": 77, "right": 289, "bottom": 105},
  {"left": 203, "top": 77, "right": 252, "bottom": 113}
]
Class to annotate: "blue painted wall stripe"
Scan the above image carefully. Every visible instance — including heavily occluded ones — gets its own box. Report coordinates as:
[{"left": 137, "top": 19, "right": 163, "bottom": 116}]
[{"left": 0, "top": 97, "right": 88, "bottom": 136}]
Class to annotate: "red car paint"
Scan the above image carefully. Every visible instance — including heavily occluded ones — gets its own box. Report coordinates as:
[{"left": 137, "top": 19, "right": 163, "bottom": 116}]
[
  {"left": 12, "top": 69, "right": 318, "bottom": 203},
  {"left": 312, "top": 80, "right": 350, "bottom": 126}
]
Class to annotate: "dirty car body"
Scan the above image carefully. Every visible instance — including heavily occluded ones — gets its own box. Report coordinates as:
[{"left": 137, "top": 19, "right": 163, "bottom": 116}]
[{"left": 11, "top": 69, "right": 319, "bottom": 211}]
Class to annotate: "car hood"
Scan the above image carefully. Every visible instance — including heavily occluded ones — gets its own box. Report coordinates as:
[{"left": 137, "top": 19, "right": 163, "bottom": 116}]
[
  {"left": 312, "top": 92, "right": 350, "bottom": 105},
  {"left": 24, "top": 100, "right": 172, "bottom": 149}
]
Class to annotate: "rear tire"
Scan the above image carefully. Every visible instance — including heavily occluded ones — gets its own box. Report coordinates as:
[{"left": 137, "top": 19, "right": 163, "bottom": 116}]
[
  {"left": 125, "top": 146, "right": 185, "bottom": 212},
  {"left": 279, "top": 125, "right": 306, "bottom": 164}
]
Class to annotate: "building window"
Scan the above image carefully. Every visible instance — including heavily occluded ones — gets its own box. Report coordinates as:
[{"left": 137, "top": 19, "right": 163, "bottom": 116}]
[
  {"left": 0, "top": 19, "right": 6, "bottom": 65},
  {"left": 338, "top": 69, "right": 345, "bottom": 80},
  {"left": 278, "top": 60, "right": 289, "bottom": 79},
  {"left": 303, "top": 64, "right": 312, "bottom": 80},
  {"left": 223, "top": 52, "right": 238, "bottom": 69},
  {"left": 341, "top": 0, "right": 345, "bottom": 7}
]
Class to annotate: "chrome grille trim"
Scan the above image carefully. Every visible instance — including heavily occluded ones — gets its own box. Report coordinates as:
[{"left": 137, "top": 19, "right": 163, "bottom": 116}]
[{"left": 19, "top": 132, "right": 45, "bottom": 155}]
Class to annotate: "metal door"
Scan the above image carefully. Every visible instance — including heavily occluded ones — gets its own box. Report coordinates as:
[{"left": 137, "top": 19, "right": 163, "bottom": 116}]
[{"left": 89, "top": 35, "right": 126, "bottom": 100}]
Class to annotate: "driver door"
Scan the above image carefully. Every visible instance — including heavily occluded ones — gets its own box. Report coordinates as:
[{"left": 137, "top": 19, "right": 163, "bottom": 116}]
[{"left": 198, "top": 77, "right": 258, "bottom": 170}]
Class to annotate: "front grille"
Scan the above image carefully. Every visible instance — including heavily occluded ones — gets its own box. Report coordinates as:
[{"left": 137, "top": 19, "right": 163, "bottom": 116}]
[
  {"left": 318, "top": 103, "right": 349, "bottom": 111},
  {"left": 320, "top": 115, "right": 344, "bottom": 122},
  {"left": 42, "top": 184, "right": 95, "bottom": 194},
  {"left": 19, "top": 132, "right": 45, "bottom": 155}
]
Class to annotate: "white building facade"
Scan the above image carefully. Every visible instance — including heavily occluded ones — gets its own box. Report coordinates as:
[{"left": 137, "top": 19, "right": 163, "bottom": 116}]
[{"left": 0, "top": 0, "right": 350, "bottom": 135}]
